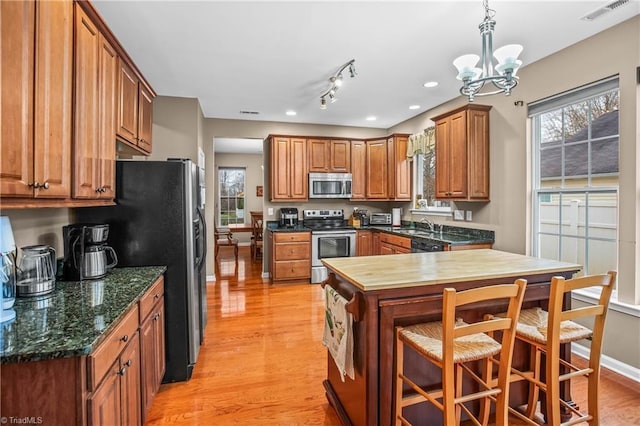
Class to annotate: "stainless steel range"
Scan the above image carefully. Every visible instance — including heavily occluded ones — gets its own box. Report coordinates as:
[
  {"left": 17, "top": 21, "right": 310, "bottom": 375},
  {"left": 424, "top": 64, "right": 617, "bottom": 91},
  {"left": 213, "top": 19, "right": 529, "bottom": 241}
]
[{"left": 303, "top": 209, "right": 356, "bottom": 283}]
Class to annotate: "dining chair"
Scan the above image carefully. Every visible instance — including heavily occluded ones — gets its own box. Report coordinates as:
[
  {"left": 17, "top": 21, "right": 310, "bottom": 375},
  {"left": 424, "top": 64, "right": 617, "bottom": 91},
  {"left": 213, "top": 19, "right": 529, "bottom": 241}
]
[
  {"left": 394, "top": 279, "right": 527, "bottom": 425},
  {"left": 493, "top": 271, "right": 616, "bottom": 426},
  {"left": 250, "top": 211, "right": 263, "bottom": 262},
  {"left": 214, "top": 224, "right": 238, "bottom": 261}
]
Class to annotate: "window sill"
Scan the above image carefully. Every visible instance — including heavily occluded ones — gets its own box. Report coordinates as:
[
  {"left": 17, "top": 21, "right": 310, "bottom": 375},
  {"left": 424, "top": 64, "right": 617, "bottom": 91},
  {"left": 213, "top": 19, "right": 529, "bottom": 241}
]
[
  {"left": 410, "top": 208, "right": 452, "bottom": 218},
  {"left": 572, "top": 289, "right": 640, "bottom": 318}
]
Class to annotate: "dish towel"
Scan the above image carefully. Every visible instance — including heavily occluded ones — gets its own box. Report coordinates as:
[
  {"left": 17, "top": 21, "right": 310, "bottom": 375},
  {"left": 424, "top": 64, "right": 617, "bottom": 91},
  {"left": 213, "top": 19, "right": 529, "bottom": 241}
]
[{"left": 322, "top": 286, "right": 354, "bottom": 381}]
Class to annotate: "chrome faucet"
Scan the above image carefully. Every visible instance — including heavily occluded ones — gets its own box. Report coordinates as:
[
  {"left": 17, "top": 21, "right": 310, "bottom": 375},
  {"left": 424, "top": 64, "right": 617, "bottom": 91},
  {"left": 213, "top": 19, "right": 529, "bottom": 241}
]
[{"left": 420, "top": 217, "right": 435, "bottom": 232}]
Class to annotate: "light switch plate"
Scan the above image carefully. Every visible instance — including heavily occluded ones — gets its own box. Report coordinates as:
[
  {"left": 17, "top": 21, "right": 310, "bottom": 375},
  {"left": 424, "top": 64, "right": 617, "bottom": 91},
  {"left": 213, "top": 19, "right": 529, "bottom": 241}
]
[
  {"left": 465, "top": 210, "right": 473, "bottom": 221},
  {"left": 453, "top": 210, "right": 464, "bottom": 221},
  {"left": 268, "top": 208, "right": 274, "bottom": 216}
]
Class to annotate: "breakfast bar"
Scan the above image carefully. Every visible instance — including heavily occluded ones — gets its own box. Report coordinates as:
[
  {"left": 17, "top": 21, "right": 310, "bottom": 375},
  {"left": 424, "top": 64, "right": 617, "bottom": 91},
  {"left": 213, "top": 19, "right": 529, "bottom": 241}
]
[{"left": 321, "top": 249, "right": 581, "bottom": 425}]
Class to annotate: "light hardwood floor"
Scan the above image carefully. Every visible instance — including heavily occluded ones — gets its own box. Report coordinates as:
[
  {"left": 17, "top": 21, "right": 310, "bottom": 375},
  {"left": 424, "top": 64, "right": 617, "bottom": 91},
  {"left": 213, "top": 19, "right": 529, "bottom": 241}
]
[{"left": 145, "top": 247, "right": 640, "bottom": 425}]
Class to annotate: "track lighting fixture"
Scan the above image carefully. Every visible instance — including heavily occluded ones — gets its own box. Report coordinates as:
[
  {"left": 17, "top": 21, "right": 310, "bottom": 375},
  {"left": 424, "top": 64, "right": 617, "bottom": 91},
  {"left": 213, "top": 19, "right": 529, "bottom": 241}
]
[{"left": 320, "top": 59, "right": 356, "bottom": 109}]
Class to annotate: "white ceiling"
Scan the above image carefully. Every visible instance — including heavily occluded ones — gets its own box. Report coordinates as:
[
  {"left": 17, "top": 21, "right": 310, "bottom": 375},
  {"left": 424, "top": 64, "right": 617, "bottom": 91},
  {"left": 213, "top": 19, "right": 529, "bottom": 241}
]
[{"left": 94, "top": 0, "right": 639, "bottom": 130}]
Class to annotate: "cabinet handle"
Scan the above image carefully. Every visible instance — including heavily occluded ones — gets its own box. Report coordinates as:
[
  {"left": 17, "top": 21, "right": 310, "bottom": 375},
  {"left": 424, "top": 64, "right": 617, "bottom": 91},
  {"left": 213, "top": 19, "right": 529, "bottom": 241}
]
[
  {"left": 124, "top": 359, "right": 132, "bottom": 367},
  {"left": 95, "top": 187, "right": 102, "bottom": 193},
  {"left": 117, "top": 367, "right": 126, "bottom": 376},
  {"left": 154, "top": 293, "right": 160, "bottom": 300},
  {"left": 29, "top": 182, "right": 40, "bottom": 188},
  {"left": 120, "top": 335, "right": 129, "bottom": 343},
  {"left": 41, "top": 182, "right": 49, "bottom": 190}
]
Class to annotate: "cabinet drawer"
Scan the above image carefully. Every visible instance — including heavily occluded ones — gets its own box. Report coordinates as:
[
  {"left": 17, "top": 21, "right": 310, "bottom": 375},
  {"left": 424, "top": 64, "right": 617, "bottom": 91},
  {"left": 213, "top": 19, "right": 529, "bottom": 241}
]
[
  {"left": 274, "top": 243, "right": 310, "bottom": 261},
  {"left": 139, "top": 277, "right": 164, "bottom": 323},
  {"left": 274, "top": 260, "right": 311, "bottom": 279},
  {"left": 379, "top": 233, "right": 411, "bottom": 249},
  {"left": 274, "top": 232, "right": 310, "bottom": 243},
  {"left": 88, "top": 304, "right": 139, "bottom": 391}
]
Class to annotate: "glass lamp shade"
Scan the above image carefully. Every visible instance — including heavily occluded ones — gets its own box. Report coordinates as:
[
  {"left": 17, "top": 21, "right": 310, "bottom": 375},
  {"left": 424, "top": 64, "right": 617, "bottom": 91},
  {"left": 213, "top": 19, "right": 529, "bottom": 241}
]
[
  {"left": 494, "top": 44, "right": 523, "bottom": 70},
  {"left": 496, "top": 59, "right": 522, "bottom": 77},
  {"left": 0, "top": 217, "right": 15, "bottom": 254},
  {"left": 453, "top": 54, "right": 480, "bottom": 80}
]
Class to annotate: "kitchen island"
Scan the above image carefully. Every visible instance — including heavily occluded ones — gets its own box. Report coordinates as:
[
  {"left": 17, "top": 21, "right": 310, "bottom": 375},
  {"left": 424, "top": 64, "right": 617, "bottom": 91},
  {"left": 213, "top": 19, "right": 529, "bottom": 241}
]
[{"left": 321, "top": 249, "right": 581, "bottom": 425}]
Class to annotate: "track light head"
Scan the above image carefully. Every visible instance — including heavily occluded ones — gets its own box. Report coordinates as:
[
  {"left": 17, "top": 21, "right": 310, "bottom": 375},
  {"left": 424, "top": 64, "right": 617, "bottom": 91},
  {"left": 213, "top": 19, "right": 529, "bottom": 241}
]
[
  {"left": 349, "top": 63, "right": 357, "bottom": 78},
  {"left": 320, "top": 97, "right": 327, "bottom": 109},
  {"left": 319, "top": 59, "right": 356, "bottom": 109}
]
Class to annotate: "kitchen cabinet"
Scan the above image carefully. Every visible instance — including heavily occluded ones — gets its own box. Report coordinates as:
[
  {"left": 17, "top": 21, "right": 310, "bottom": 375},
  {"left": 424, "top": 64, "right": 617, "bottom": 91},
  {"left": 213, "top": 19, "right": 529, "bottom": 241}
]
[
  {"left": 372, "top": 231, "right": 381, "bottom": 255},
  {"left": 0, "top": 0, "right": 72, "bottom": 199},
  {"left": 308, "top": 139, "right": 350, "bottom": 173},
  {"left": 271, "top": 231, "right": 311, "bottom": 281},
  {"left": 140, "top": 278, "right": 166, "bottom": 421},
  {"left": 379, "top": 233, "right": 411, "bottom": 255},
  {"left": 432, "top": 104, "right": 491, "bottom": 201},
  {"left": 117, "top": 59, "right": 153, "bottom": 154},
  {"left": 445, "top": 242, "right": 493, "bottom": 251},
  {"left": 356, "top": 230, "right": 373, "bottom": 256},
  {"left": 350, "top": 140, "right": 366, "bottom": 200},
  {"left": 365, "top": 139, "right": 388, "bottom": 199},
  {"left": 387, "top": 135, "right": 411, "bottom": 201},
  {"left": 270, "top": 136, "right": 307, "bottom": 201},
  {"left": 73, "top": 4, "right": 117, "bottom": 199}
]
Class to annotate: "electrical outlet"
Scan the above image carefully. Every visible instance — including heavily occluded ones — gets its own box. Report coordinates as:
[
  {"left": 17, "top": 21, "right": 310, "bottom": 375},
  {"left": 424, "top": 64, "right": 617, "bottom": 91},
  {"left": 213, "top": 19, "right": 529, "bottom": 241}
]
[
  {"left": 268, "top": 208, "right": 274, "bottom": 216},
  {"left": 465, "top": 211, "right": 473, "bottom": 221},
  {"left": 453, "top": 210, "right": 464, "bottom": 221}
]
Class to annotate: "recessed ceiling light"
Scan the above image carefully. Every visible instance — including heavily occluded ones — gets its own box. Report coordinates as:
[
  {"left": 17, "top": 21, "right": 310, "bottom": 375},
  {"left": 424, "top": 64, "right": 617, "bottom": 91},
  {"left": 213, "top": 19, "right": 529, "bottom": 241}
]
[
  {"left": 366, "top": 116, "right": 377, "bottom": 121},
  {"left": 409, "top": 105, "right": 420, "bottom": 110},
  {"left": 285, "top": 110, "right": 297, "bottom": 116},
  {"left": 423, "top": 81, "right": 439, "bottom": 88}
]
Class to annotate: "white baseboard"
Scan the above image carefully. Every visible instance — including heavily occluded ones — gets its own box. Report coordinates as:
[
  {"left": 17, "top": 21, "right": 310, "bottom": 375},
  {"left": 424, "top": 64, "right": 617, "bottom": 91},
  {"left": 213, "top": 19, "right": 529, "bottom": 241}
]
[
  {"left": 261, "top": 272, "right": 270, "bottom": 279},
  {"left": 206, "top": 274, "right": 216, "bottom": 282},
  {"left": 572, "top": 343, "right": 640, "bottom": 383}
]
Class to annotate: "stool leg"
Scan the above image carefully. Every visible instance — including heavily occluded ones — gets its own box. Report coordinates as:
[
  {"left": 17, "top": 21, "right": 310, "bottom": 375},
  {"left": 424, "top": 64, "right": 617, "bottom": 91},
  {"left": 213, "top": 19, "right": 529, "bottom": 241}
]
[
  {"left": 394, "top": 330, "right": 405, "bottom": 426},
  {"left": 546, "top": 344, "right": 562, "bottom": 426},
  {"left": 455, "top": 364, "right": 463, "bottom": 424},
  {"left": 588, "top": 351, "right": 601, "bottom": 424},
  {"left": 479, "top": 356, "right": 492, "bottom": 424},
  {"left": 525, "top": 345, "right": 541, "bottom": 419}
]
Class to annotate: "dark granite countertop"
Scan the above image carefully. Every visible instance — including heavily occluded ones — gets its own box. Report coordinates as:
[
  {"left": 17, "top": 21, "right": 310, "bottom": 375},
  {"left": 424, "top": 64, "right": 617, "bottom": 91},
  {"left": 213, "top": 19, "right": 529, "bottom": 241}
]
[
  {"left": 363, "top": 224, "right": 494, "bottom": 246},
  {"left": 1, "top": 266, "right": 166, "bottom": 364},
  {"left": 266, "top": 221, "right": 310, "bottom": 233}
]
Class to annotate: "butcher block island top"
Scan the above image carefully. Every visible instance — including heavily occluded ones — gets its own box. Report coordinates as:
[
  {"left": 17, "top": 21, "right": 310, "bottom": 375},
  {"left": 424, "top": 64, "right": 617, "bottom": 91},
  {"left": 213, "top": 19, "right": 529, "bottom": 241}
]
[
  {"left": 321, "top": 249, "right": 581, "bottom": 291},
  {"left": 320, "top": 249, "right": 582, "bottom": 426}
]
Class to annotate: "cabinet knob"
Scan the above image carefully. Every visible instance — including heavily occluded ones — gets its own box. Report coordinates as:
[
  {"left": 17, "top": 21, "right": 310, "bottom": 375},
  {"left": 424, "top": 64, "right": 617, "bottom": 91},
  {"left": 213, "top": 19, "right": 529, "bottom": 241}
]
[
  {"left": 120, "top": 335, "right": 129, "bottom": 343},
  {"left": 41, "top": 182, "right": 49, "bottom": 190},
  {"left": 29, "top": 182, "right": 40, "bottom": 188},
  {"left": 154, "top": 293, "right": 160, "bottom": 299},
  {"left": 117, "top": 367, "right": 126, "bottom": 376},
  {"left": 124, "top": 359, "right": 132, "bottom": 367},
  {"left": 95, "top": 187, "right": 102, "bottom": 193}
]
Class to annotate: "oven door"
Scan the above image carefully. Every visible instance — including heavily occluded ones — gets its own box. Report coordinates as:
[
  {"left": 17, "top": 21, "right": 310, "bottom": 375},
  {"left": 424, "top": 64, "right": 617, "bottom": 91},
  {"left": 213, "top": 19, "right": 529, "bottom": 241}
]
[{"left": 311, "top": 230, "right": 356, "bottom": 283}]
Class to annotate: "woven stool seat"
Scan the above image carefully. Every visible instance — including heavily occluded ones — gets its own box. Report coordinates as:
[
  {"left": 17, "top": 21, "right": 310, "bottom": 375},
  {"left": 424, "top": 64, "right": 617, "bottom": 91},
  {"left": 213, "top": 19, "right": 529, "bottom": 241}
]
[
  {"left": 401, "top": 321, "right": 502, "bottom": 364},
  {"left": 497, "top": 307, "right": 592, "bottom": 345}
]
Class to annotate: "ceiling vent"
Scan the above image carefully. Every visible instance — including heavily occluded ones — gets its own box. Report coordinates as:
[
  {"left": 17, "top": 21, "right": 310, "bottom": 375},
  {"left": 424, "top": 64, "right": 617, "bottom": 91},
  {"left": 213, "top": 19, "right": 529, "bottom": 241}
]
[
  {"left": 239, "top": 110, "right": 260, "bottom": 115},
  {"left": 581, "top": 0, "right": 630, "bottom": 21}
]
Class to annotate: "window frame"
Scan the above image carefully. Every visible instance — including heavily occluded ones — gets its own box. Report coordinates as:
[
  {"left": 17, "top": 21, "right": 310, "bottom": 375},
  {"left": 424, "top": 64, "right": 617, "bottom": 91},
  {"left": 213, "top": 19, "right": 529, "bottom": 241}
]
[
  {"left": 411, "top": 153, "right": 452, "bottom": 216},
  {"left": 217, "top": 167, "right": 246, "bottom": 227}
]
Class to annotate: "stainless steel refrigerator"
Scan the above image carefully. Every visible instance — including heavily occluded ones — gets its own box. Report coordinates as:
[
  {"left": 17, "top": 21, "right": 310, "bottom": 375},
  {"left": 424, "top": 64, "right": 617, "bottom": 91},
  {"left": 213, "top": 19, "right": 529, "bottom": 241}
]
[{"left": 77, "top": 159, "right": 207, "bottom": 383}]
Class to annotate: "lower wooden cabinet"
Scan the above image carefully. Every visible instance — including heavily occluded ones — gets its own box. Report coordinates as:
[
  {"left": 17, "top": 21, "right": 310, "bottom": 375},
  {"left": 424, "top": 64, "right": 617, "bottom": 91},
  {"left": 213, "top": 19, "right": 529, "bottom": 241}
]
[
  {"left": 271, "top": 231, "right": 311, "bottom": 282},
  {"left": 379, "top": 233, "right": 412, "bottom": 255},
  {"left": 356, "top": 230, "right": 373, "bottom": 256},
  {"left": 140, "top": 294, "right": 166, "bottom": 420}
]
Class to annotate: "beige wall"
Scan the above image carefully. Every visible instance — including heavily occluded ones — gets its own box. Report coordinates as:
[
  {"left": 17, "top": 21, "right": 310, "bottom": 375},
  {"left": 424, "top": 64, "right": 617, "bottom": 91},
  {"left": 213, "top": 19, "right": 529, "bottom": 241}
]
[{"left": 150, "top": 96, "right": 200, "bottom": 162}]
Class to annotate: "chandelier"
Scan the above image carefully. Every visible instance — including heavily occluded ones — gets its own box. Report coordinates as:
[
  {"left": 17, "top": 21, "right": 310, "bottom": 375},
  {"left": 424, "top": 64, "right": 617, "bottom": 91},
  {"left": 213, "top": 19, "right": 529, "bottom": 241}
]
[
  {"left": 320, "top": 59, "right": 357, "bottom": 109},
  {"left": 453, "top": 0, "right": 523, "bottom": 101}
]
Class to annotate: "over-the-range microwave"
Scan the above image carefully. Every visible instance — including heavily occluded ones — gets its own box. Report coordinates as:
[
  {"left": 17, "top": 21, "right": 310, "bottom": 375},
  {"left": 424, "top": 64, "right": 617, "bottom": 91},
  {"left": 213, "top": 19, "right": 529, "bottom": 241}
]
[{"left": 309, "top": 173, "right": 352, "bottom": 198}]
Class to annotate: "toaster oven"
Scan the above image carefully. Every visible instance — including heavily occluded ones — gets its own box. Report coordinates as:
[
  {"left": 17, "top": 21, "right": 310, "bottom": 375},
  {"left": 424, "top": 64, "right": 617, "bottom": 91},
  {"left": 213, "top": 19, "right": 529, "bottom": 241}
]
[{"left": 370, "top": 213, "right": 392, "bottom": 225}]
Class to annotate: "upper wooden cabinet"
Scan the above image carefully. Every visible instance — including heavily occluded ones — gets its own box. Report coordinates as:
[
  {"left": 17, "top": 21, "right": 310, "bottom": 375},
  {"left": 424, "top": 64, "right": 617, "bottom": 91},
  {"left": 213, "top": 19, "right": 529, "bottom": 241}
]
[
  {"left": 350, "top": 140, "right": 366, "bottom": 200},
  {"left": 73, "top": 4, "right": 117, "bottom": 199},
  {"left": 432, "top": 104, "right": 491, "bottom": 201},
  {"left": 366, "top": 139, "right": 389, "bottom": 199},
  {"left": 269, "top": 136, "right": 307, "bottom": 201},
  {"left": 117, "top": 59, "right": 153, "bottom": 154},
  {"left": 308, "top": 139, "right": 350, "bottom": 173},
  {"left": 0, "top": 0, "right": 72, "bottom": 199},
  {"left": 387, "top": 134, "right": 411, "bottom": 201}
]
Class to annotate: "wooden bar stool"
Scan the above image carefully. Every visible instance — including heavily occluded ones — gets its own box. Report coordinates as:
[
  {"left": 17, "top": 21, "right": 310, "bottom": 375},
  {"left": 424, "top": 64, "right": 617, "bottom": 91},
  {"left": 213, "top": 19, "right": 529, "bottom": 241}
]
[
  {"left": 497, "top": 271, "right": 616, "bottom": 425},
  {"left": 394, "top": 279, "right": 526, "bottom": 425}
]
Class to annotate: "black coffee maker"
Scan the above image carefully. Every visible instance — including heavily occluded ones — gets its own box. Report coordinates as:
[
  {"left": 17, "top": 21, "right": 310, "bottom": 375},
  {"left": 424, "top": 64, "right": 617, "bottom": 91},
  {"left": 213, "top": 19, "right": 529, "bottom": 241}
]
[
  {"left": 279, "top": 208, "right": 299, "bottom": 228},
  {"left": 63, "top": 224, "right": 117, "bottom": 280}
]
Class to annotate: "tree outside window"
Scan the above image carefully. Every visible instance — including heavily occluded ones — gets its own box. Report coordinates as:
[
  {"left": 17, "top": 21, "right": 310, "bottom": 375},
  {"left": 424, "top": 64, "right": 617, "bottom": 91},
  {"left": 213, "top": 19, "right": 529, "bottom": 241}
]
[{"left": 218, "top": 168, "right": 246, "bottom": 226}]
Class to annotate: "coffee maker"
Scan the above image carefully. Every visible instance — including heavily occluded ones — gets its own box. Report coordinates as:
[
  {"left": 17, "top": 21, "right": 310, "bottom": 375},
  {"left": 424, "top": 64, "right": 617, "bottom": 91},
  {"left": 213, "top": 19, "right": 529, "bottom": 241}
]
[
  {"left": 63, "top": 224, "right": 118, "bottom": 280},
  {"left": 279, "top": 208, "right": 299, "bottom": 228}
]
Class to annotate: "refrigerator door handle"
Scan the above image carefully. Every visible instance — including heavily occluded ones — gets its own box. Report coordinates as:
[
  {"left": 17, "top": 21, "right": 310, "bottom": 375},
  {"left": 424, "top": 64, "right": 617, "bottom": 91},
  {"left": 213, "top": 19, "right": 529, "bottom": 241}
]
[{"left": 195, "top": 208, "right": 207, "bottom": 269}]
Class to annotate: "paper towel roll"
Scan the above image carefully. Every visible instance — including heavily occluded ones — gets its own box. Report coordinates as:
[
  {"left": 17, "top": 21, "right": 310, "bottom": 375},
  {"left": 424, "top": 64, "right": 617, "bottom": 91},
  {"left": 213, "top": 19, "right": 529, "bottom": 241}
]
[{"left": 392, "top": 208, "right": 401, "bottom": 227}]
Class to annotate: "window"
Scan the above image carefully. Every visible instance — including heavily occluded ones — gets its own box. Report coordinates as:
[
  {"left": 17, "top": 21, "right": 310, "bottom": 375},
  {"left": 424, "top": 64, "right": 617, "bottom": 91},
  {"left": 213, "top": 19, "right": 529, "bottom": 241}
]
[
  {"left": 218, "top": 167, "right": 245, "bottom": 226},
  {"left": 414, "top": 153, "right": 450, "bottom": 211},
  {"left": 530, "top": 77, "right": 619, "bottom": 278}
]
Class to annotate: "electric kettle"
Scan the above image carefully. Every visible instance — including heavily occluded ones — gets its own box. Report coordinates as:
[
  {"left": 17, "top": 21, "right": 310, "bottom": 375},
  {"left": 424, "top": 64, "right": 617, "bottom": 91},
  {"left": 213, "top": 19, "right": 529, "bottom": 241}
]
[{"left": 16, "top": 245, "right": 56, "bottom": 297}]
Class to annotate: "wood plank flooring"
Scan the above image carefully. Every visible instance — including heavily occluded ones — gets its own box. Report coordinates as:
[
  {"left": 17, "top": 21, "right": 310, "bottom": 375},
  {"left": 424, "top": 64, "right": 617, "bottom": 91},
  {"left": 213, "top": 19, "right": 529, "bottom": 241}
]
[{"left": 145, "top": 247, "right": 640, "bottom": 425}]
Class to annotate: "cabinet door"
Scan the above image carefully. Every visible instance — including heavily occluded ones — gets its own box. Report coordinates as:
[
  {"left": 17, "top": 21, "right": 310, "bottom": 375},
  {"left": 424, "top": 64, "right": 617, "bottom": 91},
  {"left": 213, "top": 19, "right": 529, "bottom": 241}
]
[
  {"left": 153, "top": 300, "right": 166, "bottom": 391},
  {"left": 137, "top": 85, "right": 153, "bottom": 153},
  {"left": 270, "top": 137, "right": 290, "bottom": 200},
  {"left": 372, "top": 231, "right": 380, "bottom": 255},
  {"left": 391, "top": 135, "right": 411, "bottom": 200},
  {"left": 448, "top": 111, "right": 467, "bottom": 198},
  {"left": 379, "top": 243, "right": 395, "bottom": 256},
  {"left": 307, "top": 139, "right": 329, "bottom": 172},
  {"left": 97, "top": 34, "right": 117, "bottom": 199},
  {"left": 330, "top": 140, "right": 350, "bottom": 172},
  {"left": 0, "top": 1, "right": 35, "bottom": 197},
  {"left": 366, "top": 139, "right": 388, "bottom": 199},
  {"left": 89, "top": 362, "right": 122, "bottom": 426},
  {"left": 350, "top": 140, "right": 366, "bottom": 199},
  {"left": 289, "top": 138, "right": 307, "bottom": 200},
  {"left": 140, "top": 314, "right": 155, "bottom": 416},
  {"left": 117, "top": 60, "right": 138, "bottom": 144},
  {"left": 120, "top": 333, "right": 141, "bottom": 426},
  {"left": 73, "top": 5, "right": 100, "bottom": 198},
  {"left": 356, "top": 231, "right": 372, "bottom": 256},
  {"left": 33, "top": 0, "right": 72, "bottom": 199},
  {"left": 467, "top": 108, "right": 490, "bottom": 199},
  {"left": 435, "top": 118, "right": 451, "bottom": 198}
]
